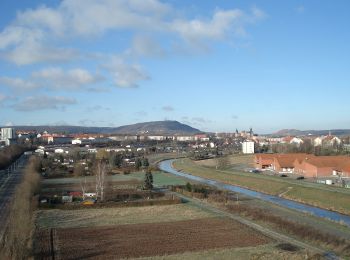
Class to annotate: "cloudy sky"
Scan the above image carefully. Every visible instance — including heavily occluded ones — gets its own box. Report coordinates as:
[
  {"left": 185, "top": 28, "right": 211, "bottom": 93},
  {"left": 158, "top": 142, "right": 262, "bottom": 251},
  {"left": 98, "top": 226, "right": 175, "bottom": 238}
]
[{"left": 0, "top": 0, "right": 349, "bottom": 133}]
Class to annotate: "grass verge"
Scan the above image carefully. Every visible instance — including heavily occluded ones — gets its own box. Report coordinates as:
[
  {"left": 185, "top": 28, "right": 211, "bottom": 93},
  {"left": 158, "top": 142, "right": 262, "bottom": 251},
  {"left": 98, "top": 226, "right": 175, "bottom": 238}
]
[{"left": 173, "top": 158, "right": 350, "bottom": 215}]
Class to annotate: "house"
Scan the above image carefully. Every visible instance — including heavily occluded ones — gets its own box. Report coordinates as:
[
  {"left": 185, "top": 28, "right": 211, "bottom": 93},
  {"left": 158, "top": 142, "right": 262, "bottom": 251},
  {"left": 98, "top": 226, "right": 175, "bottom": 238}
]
[
  {"left": 313, "top": 135, "right": 341, "bottom": 147},
  {"left": 290, "top": 137, "right": 304, "bottom": 145},
  {"left": 255, "top": 153, "right": 350, "bottom": 178},
  {"left": 194, "top": 134, "right": 209, "bottom": 141},
  {"left": 323, "top": 136, "right": 342, "bottom": 146},
  {"left": 54, "top": 148, "right": 64, "bottom": 154},
  {"left": 72, "top": 139, "right": 82, "bottom": 145},
  {"left": 147, "top": 135, "right": 166, "bottom": 141},
  {"left": 176, "top": 136, "right": 194, "bottom": 142},
  {"left": 254, "top": 154, "right": 274, "bottom": 169},
  {"left": 313, "top": 137, "right": 324, "bottom": 146}
]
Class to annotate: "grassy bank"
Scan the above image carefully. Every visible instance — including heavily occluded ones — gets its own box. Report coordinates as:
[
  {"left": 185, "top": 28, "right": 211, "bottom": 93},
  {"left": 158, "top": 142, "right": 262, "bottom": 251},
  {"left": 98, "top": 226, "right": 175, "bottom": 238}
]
[{"left": 173, "top": 158, "right": 350, "bottom": 215}]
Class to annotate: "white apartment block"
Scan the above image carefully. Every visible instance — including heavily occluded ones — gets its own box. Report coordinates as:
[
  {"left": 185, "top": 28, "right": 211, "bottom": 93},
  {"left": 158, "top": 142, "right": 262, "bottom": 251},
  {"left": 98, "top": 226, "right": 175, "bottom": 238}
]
[{"left": 242, "top": 141, "right": 255, "bottom": 154}]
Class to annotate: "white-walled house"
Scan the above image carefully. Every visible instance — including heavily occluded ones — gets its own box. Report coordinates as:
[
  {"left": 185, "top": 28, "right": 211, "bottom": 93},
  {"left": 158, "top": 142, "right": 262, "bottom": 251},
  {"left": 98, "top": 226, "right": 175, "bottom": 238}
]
[
  {"left": 290, "top": 137, "right": 304, "bottom": 145},
  {"left": 313, "top": 136, "right": 324, "bottom": 146},
  {"left": 72, "top": 139, "right": 82, "bottom": 145}
]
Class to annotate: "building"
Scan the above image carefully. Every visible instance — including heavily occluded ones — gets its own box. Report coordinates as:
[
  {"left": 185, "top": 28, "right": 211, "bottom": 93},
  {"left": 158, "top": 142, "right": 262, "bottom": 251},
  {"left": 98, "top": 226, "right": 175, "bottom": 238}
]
[
  {"left": 176, "top": 136, "right": 194, "bottom": 142},
  {"left": 0, "top": 127, "right": 16, "bottom": 146},
  {"left": 313, "top": 135, "right": 341, "bottom": 147},
  {"left": 242, "top": 141, "right": 255, "bottom": 154},
  {"left": 255, "top": 153, "right": 350, "bottom": 178}
]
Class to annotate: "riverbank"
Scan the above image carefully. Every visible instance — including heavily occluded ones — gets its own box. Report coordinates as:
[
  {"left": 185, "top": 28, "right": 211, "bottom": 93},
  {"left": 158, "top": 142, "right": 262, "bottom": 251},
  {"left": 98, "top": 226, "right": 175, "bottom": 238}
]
[{"left": 172, "top": 158, "right": 350, "bottom": 216}]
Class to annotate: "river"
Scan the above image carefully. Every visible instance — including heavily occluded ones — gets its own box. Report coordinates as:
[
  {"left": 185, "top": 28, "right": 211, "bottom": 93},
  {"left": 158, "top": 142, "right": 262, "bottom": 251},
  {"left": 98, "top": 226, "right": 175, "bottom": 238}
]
[{"left": 159, "top": 159, "right": 350, "bottom": 227}]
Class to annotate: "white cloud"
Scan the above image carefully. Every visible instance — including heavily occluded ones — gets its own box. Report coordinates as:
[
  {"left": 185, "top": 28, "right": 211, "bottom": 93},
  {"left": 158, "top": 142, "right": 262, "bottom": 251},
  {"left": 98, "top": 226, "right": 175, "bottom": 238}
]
[
  {"left": 0, "top": 76, "right": 37, "bottom": 90},
  {"left": 171, "top": 7, "right": 265, "bottom": 45},
  {"left": 105, "top": 57, "right": 150, "bottom": 88},
  {"left": 16, "top": 5, "right": 66, "bottom": 36},
  {"left": 32, "top": 67, "right": 103, "bottom": 89},
  {"left": 172, "top": 10, "right": 244, "bottom": 42},
  {"left": 59, "top": 0, "right": 169, "bottom": 36},
  {"left": 3, "top": 42, "right": 78, "bottom": 65},
  {"left": 13, "top": 95, "right": 77, "bottom": 111},
  {"left": 5, "top": 121, "right": 14, "bottom": 127},
  {"left": 1, "top": 67, "right": 103, "bottom": 92},
  {"left": 128, "top": 34, "right": 165, "bottom": 57},
  {"left": 0, "top": 1, "right": 265, "bottom": 65}
]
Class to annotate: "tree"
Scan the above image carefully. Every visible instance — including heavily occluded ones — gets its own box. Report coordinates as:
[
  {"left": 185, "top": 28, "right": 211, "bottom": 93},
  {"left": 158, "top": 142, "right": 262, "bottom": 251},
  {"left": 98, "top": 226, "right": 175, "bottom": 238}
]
[
  {"left": 95, "top": 160, "right": 107, "bottom": 201},
  {"left": 135, "top": 158, "right": 142, "bottom": 170},
  {"left": 144, "top": 170, "right": 153, "bottom": 190},
  {"left": 108, "top": 152, "right": 116, "bottom": 168},
  {"left": 142, "top": 157, "right": 149, "bottom": 167},
  {"left": 73, "top": 163, "right": 85, "bottom": 177},
  {"left": 115, "top": 154, "right": 123, "bottom": 168},
  {"left": 185, "top": 182, "right": 192, "bottom": 192}
]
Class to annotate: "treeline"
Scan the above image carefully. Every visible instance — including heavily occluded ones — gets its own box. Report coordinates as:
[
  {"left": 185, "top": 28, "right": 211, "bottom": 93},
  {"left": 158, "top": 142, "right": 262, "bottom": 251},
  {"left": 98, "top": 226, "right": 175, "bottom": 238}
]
[
  {"left": 0, "top": 145, "right": 30, "bottom": 170},
  {"left": 268, "top": 141, "right": 349, "bottom": 156},
  {"left": 0, "top": 156, "right": 41, "bottom": 259}
]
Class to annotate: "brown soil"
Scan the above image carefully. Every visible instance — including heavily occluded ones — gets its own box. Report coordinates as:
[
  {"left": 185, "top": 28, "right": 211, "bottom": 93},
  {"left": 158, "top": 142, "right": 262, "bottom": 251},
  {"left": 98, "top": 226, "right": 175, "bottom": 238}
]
[{"left": 35, "top": 218, "right": 271, "bottom": 259}]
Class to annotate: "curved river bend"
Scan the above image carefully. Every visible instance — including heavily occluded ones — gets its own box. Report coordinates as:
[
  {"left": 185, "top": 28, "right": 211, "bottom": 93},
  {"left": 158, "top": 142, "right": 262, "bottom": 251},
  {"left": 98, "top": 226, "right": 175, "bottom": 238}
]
[{"left": 159, "top": 159, "right": 350, "bottom": 227}]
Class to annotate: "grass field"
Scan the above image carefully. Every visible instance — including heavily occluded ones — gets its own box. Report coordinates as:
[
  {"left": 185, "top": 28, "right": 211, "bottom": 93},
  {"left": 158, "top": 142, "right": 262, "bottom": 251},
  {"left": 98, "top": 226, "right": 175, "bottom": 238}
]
[
  {"left": 36, "top": 204, "right": 215, "bottom": 228},
  {"left": 195, "top": 155, "right": 254, "bottom": 168},
  {"left": 173, "top": 158, "right": 350, "bottom": 215},
  {"left": 148, "top": 152, "right": 186, "bottom": 166},
  {"left": 35, "top": 218, "right": 272, "bottom": 259}
]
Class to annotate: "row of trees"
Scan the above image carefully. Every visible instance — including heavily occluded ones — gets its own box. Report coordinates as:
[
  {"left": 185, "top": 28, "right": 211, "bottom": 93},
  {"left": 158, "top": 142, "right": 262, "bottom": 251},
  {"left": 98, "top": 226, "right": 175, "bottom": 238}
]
[
  {"left": 0, "top": 144, "right": 29, "bottom": 170},
  {"left": 0, "top": 156, "right": 41, "bottom": 259},
  {"left": 268, "top": 141, "right": 349, "bottom": 156}
]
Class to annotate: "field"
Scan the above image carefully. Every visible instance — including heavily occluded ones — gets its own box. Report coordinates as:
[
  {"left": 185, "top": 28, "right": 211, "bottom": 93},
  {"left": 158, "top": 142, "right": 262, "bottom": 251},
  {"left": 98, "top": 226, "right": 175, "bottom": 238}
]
[
  {"left": 35, "top": 218, "right": 272, "bottom": 259},
  {"left": 147, "top": 152, "right": 186, "bottom": 166},
  {"left": 195, "top": 154, "right": 253, "bottom": 168},
  {"left": 41, "top": 170, "right": 187, "bottom": 191},
  {"left": 34, "top": 157, "right": 318, "bottom": 259},
  {"left": 36, "top": 204, "right": 215, "bottom": 228},
  {"left": 173, "top": 158, "right": 350, "bottom": 215}
]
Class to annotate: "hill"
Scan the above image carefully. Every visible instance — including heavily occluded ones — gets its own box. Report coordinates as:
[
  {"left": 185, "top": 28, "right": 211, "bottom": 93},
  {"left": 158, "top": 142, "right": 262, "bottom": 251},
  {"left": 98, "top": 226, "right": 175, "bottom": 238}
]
[
  {"left": 7, "top": 121, "right": 202, "bottom": 135},
  {"left": 271, "top": 129, "right": 350, "bottom": 137},
  {"left": 111, "top": 120, "right": 201, "bottom": 134}
]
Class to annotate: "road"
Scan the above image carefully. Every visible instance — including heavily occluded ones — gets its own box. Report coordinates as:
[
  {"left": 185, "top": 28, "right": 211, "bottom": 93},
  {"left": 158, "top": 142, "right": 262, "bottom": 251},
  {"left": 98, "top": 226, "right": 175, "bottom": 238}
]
[
  {"left": 0, "top": 155, "right": 27, "bottom": 240},
  {"left": 168, "top": 190, "right": 339, "bottom": 260}
]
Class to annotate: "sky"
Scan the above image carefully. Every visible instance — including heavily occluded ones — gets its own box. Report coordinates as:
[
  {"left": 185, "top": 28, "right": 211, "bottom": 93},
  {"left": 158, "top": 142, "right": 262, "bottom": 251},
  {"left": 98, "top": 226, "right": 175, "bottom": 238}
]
[{"left": 0, "top": 0, "right": 349, "bottom": 134}]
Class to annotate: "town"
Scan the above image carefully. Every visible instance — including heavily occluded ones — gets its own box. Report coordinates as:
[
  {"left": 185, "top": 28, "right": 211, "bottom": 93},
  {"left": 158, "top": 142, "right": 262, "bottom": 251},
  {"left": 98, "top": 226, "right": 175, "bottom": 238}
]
[
  {"left": 1, "top": 1, "right": 350, "bottom": 259},
  {"left": 2, "top": 123, "right": 350, "bottom": 259}
]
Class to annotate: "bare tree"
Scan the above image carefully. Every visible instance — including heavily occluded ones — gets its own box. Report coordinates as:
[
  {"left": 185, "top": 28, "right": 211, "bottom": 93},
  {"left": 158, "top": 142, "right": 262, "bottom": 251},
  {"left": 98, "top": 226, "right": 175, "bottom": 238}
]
[
  {"left": 95, "top": 160, "right": 107, "bottom": 201},
  {"left": 80, "top": 176, "right": 87, "bottom": 198}
]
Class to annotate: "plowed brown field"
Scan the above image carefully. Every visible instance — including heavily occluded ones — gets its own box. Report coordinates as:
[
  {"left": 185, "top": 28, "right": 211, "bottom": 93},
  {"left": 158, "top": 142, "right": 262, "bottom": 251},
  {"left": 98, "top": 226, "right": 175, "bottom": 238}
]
[{"left": 36, "top": 218, "right": 271, "bottom": 259}]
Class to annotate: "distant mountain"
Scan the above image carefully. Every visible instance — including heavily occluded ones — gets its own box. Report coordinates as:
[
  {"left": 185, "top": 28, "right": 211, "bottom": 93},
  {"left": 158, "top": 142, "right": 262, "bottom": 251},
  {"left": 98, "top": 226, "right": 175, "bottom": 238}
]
[
  {"left": 111, "top": 120, "right": 201, "bottom": 134},
  {"left": 6, "top": 120, "right": 202, "bottom": 135},
  {"left": 271, "top": 129, "right": 350, "bottom": 137}
]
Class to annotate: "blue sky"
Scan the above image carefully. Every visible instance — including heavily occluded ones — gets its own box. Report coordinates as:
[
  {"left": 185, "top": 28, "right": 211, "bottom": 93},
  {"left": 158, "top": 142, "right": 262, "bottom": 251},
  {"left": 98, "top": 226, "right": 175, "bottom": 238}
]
[{"left": 0, "top": 0, "right": 349, "bottom": 133}]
